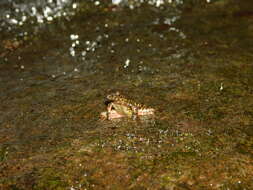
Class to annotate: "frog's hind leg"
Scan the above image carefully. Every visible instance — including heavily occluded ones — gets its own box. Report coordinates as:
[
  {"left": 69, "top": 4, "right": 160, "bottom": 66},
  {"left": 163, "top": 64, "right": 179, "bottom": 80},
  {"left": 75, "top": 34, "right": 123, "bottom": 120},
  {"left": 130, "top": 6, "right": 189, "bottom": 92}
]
[{"left": 131, "top": 107, "right": 139, "bottom": 120}]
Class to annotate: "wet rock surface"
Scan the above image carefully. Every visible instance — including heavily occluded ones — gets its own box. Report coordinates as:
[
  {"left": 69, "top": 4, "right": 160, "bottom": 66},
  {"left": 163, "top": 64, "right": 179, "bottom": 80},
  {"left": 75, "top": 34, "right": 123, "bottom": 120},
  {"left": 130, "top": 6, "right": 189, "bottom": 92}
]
[{"left": 1, "top": 0, "right": 253, "bottom": 189}]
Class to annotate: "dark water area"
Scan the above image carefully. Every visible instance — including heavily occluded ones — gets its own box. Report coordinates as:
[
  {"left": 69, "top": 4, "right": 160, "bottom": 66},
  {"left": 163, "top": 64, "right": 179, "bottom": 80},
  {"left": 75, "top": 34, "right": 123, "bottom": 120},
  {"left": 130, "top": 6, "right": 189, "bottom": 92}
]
[{"left": 1, "top": 0, "right": 253, "bottom": 189}]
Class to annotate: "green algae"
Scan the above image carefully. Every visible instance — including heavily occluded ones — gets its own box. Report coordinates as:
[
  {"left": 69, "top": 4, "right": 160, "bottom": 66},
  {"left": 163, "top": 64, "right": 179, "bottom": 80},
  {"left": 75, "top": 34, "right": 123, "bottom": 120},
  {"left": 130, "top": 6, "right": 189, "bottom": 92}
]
[
  {"left": 34, "top": 168, "right": 67, "bottom": 190},
  {"left": 0, "top": 145, "right": 9, "bottom": 162}
]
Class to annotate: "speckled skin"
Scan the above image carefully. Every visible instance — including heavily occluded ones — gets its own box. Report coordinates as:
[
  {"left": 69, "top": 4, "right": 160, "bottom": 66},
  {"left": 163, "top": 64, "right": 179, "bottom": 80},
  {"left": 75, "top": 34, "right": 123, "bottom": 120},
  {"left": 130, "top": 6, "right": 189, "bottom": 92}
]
[{"left": 104, "top": 92, "right": 154, "bottom": 120}]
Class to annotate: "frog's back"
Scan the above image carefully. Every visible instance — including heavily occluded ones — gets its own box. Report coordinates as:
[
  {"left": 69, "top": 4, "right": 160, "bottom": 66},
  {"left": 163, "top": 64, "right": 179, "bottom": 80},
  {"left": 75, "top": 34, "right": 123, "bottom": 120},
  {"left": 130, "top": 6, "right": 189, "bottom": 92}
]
[{"left": 107, "top": 92, "right": 147, "bottom": 110}]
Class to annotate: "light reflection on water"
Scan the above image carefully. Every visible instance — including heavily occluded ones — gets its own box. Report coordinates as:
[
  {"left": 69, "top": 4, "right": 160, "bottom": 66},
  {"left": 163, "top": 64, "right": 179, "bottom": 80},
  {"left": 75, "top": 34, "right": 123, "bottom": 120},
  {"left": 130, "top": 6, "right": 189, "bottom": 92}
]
[{"left": 0, "top": 0, "right": 188, "bottom": 97}]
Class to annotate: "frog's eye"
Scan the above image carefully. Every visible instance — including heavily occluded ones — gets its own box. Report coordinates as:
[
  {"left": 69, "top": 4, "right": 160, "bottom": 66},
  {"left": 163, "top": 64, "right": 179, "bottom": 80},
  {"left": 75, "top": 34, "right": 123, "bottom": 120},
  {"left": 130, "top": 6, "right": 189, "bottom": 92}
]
[{"left": 107, "top": 95, "right": 111, "bottom": 99}]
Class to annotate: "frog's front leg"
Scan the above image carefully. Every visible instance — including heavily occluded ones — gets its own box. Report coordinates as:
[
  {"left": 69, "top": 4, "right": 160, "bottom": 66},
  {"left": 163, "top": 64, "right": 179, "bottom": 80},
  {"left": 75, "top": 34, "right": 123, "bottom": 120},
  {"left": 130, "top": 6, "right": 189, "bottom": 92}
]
[
  {"left": 107, "top": 102, "right": 113, "bottom": 113},
  {"left": 107, "top": 102, "right": 114, "bottom": 120}
]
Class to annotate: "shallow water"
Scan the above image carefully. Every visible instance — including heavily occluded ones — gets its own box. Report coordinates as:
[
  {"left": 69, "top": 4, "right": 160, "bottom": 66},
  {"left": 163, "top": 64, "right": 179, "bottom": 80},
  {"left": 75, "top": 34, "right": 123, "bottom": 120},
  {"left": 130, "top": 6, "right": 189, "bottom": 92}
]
[{"left": 1, "top": 0, "right": 253, "bottom": 189}]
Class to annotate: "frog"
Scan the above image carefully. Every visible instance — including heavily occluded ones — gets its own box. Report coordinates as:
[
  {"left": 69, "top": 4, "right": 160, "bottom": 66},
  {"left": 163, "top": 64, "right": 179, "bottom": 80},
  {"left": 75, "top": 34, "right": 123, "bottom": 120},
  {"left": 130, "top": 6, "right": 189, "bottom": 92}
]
[{"left": 100, "top": 92, "right": 154, "bottom": 120}]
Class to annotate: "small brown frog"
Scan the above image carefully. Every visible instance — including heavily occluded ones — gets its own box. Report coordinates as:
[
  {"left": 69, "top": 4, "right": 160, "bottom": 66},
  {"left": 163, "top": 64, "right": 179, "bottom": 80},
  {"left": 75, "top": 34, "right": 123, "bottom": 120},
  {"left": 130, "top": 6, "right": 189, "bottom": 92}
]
[{"left": 101, "top": 92, "right": 154, "bottom": 120}]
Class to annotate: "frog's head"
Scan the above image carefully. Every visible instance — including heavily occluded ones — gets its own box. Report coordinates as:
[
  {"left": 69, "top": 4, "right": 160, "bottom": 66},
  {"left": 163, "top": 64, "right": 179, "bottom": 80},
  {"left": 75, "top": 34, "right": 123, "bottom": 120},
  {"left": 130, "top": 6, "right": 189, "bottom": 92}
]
[{"left": 106, "top": 91, "right": 120, "bottom": 100}]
